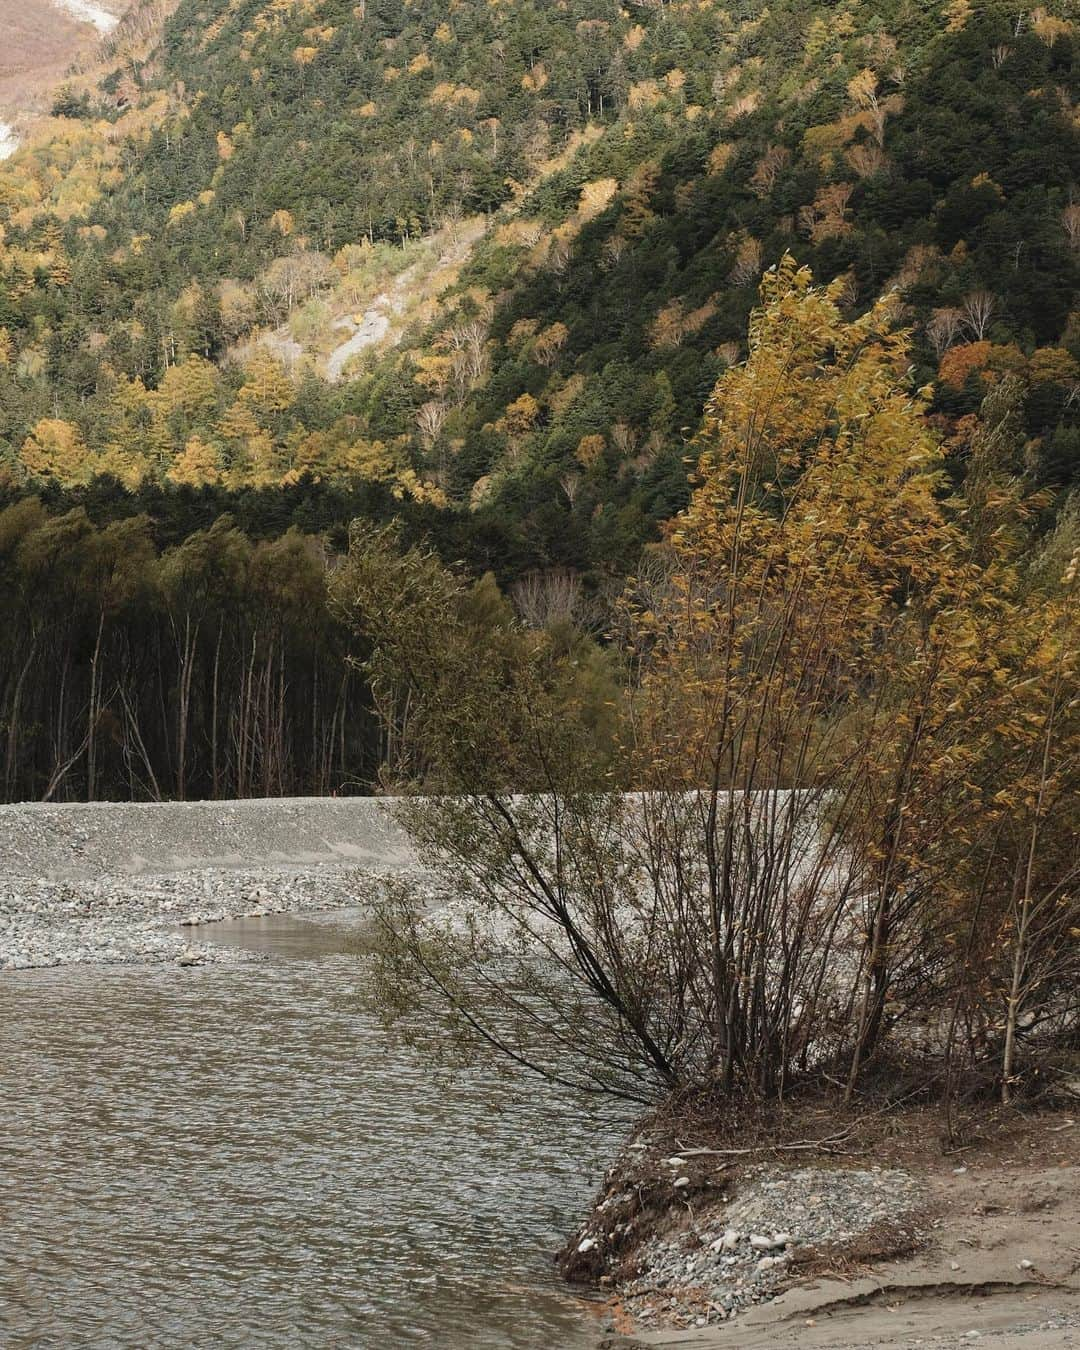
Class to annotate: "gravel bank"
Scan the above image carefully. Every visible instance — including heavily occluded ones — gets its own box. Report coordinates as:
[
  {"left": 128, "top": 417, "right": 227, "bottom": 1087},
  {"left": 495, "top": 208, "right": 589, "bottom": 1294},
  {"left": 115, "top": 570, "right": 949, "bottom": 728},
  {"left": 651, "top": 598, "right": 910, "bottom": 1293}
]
[
  {"left": 0, "top": 797, "right": 418, "bottom": 970},
  {"left": 567, "top": 1154, "right": 924, "bottom": 1334},
  {"left": 0, "top": 797, "right": 414, "bottom": 879},
  {"left": 621, "top": 1164, "right": 922, "bottom": 1329},
  {"left": 602, "top": 1156, "right": 1080, "bottom": 1348}
]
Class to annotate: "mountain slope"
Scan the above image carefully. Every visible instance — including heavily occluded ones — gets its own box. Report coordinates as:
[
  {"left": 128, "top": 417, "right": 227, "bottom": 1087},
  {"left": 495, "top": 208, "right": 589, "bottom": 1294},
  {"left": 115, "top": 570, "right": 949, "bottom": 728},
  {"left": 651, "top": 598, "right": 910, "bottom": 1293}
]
[{"left": 0, "top": 0, "right": 1076, "bottom": 575}]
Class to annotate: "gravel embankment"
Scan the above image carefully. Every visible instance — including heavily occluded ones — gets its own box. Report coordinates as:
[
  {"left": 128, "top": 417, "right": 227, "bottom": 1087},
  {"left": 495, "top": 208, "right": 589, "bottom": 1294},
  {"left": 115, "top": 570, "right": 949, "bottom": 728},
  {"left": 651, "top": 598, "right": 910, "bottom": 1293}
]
[
  {"left": 617, "top": 1164, "right": 922, "bottom": 1330},
  {"left": 0, "top": 797, "right": 419, "bottom": 970},
  {"left": 563, "top": 1140, "right": 927, "bottom": 1337}
]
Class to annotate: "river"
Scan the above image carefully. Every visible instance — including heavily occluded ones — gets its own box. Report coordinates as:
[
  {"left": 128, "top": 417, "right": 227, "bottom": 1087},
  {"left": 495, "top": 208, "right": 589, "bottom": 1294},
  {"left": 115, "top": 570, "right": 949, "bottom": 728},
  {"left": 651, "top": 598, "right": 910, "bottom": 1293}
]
[{"left": 0, "top": 909, "right": 626, "bottom": 1347}]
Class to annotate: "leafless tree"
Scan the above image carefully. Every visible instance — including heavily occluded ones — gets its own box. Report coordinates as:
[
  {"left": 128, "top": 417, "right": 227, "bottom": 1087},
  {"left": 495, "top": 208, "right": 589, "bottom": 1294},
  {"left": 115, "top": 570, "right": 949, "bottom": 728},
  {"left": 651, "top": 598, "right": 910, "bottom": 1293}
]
[
  {"left": 1062, "top": 203, "right": 1080, "bottom": 252},
  {"left": 729, "top": 235, "right": 763, "bottom": 285},
  {"left": 610, "top": 421, "right": 639, "bottom": 459},
  {"left": 510, "top": 569, "right": 582, "bottom": 629},
  {"left": 534, "top": 322, "right": 569, "bottom": 367},
  {"left": 848, "top": 141, "right": 886, "bottom": 179},
  {"left": 960, "top": 290, "right": 997, "bottom": 341},
  {"left": 601, "top": 235, "right": 628, "bottom": 271},
  {"left": 444, "top": 321, "right": 489, "bottom": 397},
  {"left": 258, "top": 250, "right": 334, "bottom": 323},
  {"left": 926, "top": 307, "right": 964, "bottom": 356},
  {"left": 749, "top": 145, "right": 790, "bottom": 199},
  {"left": 416, "top": 400, "right": 449, "bottom": 450},
  {"left": 715, "top": 341, "right": 741, "bottom": 368}
]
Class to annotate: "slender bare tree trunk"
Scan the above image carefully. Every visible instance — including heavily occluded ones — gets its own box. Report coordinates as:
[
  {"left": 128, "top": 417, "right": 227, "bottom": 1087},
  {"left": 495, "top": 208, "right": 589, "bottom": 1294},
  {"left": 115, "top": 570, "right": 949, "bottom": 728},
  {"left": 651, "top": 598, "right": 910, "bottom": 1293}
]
[
  {"left": 1002, "top": 667, "right": 1061, "bottom": 1103},
  {"left": 211, "top": 620, "right": 223, "bottom": 798},
  {"left": 5, "top": 639, "right": 36, "bottom": 799},
  {"left": 118, "top": 677, "right": 163, "bottom": 801},
  {"left": 175, "top": 612, "right": 199, "bottom": 800},
  {"left": 87, "top": 612, "right": 106, "bottom": 801}
]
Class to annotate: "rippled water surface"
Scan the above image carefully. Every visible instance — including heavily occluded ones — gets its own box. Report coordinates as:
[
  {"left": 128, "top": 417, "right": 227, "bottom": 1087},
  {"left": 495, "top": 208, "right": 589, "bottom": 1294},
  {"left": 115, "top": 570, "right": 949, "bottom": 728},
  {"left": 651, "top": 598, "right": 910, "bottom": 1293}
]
[{"left": 0, "top": 913, "right": 626, "bottom": 1347}]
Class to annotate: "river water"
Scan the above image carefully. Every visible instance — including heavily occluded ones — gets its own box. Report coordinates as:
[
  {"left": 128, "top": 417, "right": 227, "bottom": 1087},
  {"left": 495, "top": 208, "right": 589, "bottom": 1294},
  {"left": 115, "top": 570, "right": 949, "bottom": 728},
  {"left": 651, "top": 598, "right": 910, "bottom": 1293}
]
[{"left": 0, "top": 911, "right": 626, "bottom": 1347}]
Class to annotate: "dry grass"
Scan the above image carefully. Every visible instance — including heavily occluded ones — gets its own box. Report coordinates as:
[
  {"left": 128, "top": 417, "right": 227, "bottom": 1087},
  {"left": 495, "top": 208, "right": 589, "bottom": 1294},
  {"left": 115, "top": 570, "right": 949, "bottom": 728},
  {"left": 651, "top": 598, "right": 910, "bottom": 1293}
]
[{"left": 0, "top": 0, "right": 116, "bottom": 113}]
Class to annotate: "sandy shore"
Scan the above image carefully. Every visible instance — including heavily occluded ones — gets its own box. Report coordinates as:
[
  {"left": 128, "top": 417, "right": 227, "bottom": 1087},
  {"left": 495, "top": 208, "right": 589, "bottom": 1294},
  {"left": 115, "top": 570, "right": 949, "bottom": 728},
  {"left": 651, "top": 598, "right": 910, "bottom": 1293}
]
[
  {"left": 575, "top": 1113, "right": 1080, "bottom": 1350},
  {"left": 606, "top": 1159, "right": 1080, "bottom": 1348}
]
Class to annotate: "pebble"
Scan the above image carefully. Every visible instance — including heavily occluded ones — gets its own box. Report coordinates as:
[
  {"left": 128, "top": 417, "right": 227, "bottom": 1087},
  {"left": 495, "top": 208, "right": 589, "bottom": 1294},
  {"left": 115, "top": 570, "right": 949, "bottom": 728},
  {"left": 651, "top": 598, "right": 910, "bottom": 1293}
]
[{"left": 0, "top": 799, "right": 418, "bottom": 972}]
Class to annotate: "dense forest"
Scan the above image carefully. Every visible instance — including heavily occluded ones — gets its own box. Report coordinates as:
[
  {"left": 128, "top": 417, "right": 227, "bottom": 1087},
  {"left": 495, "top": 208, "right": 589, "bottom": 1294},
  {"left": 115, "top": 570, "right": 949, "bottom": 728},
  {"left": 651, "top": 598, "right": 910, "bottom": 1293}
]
[
  {"left": 0, "top": 500, "right": 372, "bottom": 801},
  {"left": 0, "top": 0, "right": 1077, "bottom": 799}
]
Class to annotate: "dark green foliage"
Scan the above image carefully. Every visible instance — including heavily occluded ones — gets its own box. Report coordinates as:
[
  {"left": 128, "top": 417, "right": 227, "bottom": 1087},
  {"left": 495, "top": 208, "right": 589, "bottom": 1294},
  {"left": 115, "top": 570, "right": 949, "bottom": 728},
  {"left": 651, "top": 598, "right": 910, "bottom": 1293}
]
[
  {"left": 0, "top": 0, "right": 1075, "bottom": 515},
  {"left": 0, "top": 497, "right": 373, "bottom": 802}
]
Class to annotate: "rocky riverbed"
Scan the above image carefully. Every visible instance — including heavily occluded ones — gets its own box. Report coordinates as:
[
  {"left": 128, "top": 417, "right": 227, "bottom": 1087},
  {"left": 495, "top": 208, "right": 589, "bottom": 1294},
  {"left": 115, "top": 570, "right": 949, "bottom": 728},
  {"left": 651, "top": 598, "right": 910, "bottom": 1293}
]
[
  {"left": 559, "top": 1094, "right": 1080, "bottom": 1349},
  {"left": 598, "top": 1150, "right": 1080, "bottom": 1349},
  {"left": 0, "top": 863, "right": 404, "bottom": 969},
  {"left": 0, "top": 797, "right": 419, "bottom": 970},
  {"left": 8, "top": 797, "right": 1080, "bottom": 1350}
]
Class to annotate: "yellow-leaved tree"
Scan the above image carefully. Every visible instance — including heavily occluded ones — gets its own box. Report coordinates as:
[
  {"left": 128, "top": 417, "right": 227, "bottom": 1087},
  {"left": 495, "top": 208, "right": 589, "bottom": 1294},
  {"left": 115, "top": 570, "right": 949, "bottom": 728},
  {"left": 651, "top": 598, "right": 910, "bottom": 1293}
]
[
  {"left": 625, "top": 256, "right": 974, "bottom": 1094},
  {"left": 167, "top": 435, "right": 224, "bottom": 488},
  {"left": 19, "top": 419, "right": 89, "bottom": 483},
  {"left": 631, "top": 257, "right": 1078, "bottom": 1098},
  {"left": 338, "top": 258, "right": 1079, "bottom": 1109}
]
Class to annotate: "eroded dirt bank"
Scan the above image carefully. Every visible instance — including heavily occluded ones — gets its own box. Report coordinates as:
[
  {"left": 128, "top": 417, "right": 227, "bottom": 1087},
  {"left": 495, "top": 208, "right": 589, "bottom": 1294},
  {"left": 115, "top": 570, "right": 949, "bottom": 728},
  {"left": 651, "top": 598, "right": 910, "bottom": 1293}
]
[{"left": 567, "top": 1102, "right": 1080, "bottom": 1349}]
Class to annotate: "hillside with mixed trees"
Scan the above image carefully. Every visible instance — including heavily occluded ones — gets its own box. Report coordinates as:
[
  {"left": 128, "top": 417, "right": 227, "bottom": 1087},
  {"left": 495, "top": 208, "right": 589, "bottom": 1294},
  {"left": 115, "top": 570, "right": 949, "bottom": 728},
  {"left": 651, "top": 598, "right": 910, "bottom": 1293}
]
[{"left": 0, "top": 0, "right": 1077, "bottom": 798}]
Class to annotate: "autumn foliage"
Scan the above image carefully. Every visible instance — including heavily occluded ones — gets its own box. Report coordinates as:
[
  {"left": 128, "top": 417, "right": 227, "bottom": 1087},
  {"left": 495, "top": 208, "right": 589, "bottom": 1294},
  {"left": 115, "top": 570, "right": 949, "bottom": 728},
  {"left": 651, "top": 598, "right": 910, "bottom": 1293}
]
[{"left": 346, "top": 261, "right": 1079, "bottom": 1109}]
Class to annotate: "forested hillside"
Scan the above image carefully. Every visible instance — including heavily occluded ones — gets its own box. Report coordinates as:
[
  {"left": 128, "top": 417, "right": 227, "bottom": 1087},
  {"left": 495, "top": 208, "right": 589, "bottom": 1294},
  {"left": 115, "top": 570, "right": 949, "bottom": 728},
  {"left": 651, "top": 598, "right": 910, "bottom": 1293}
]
[{"left": 0, "top": 0, "right": 1077, "bottom": 798}]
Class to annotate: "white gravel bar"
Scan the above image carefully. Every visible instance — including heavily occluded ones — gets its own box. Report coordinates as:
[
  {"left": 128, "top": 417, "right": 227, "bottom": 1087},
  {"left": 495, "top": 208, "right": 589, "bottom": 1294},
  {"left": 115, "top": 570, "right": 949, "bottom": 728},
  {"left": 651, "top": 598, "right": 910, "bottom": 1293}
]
[{"left": 0, "top": 797, "right": 418, "bottom": 970}]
